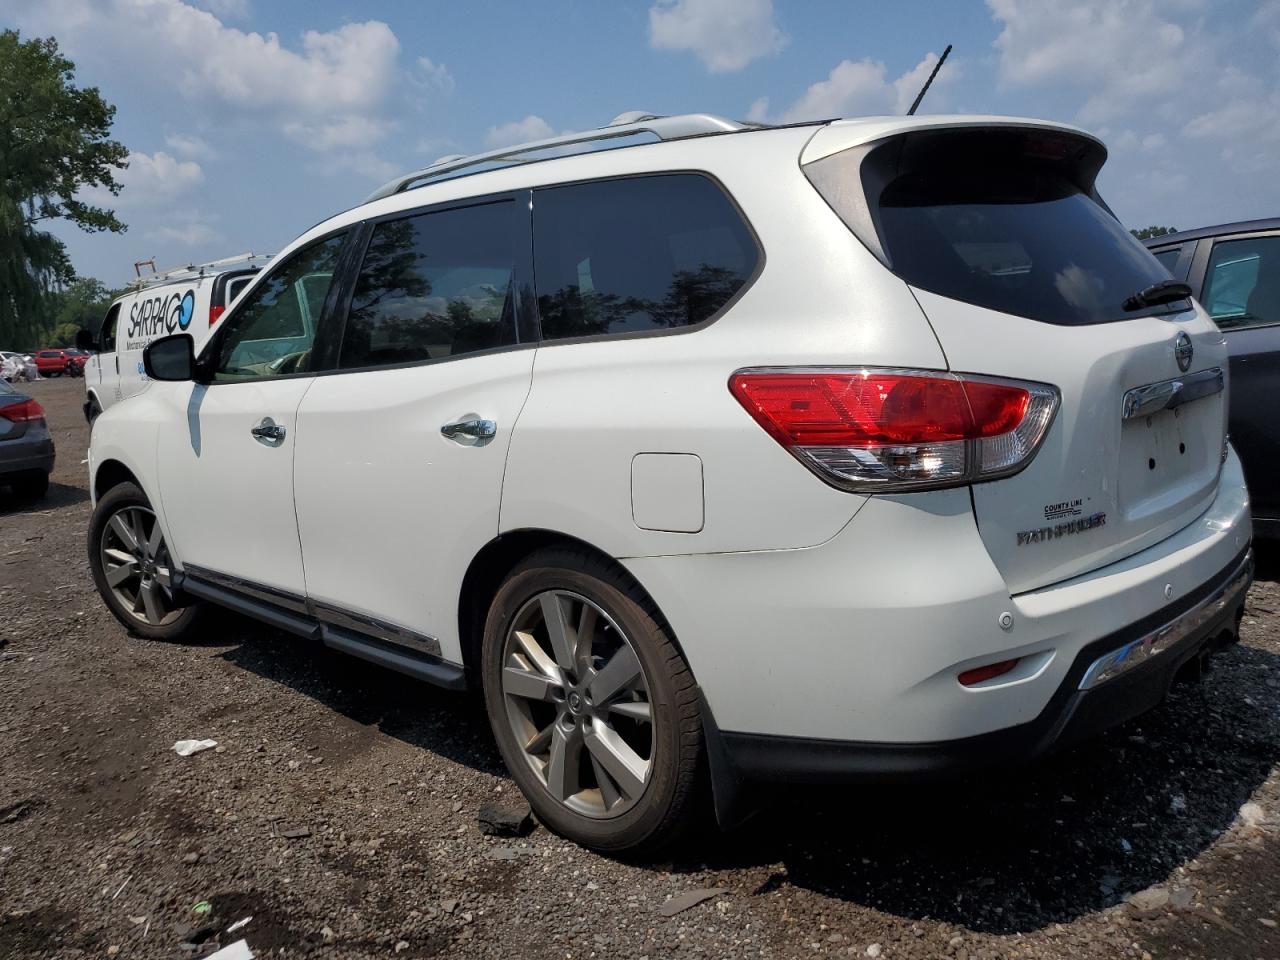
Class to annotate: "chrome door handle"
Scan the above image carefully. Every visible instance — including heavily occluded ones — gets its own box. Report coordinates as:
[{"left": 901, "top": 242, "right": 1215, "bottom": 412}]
[
  {"left": 251, "top": 416, "right": 287, "bottom": 446},
  {"left": 440, "top": 417, "right": 497, "bottom": 445}
]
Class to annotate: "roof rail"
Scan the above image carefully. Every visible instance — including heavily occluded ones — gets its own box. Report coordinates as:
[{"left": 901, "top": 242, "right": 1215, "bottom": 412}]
[
  {"left": 128, "top": 252, "right": 273, "bottom": 291},
  {"left": 365, "top": 112, "right": 747, "bottom": 203}
]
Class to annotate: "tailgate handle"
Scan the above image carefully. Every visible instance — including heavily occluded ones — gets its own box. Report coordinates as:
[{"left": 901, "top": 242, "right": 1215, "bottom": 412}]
[{"left": 1122, "top": 367, "right": 1223, "bottom": 420}]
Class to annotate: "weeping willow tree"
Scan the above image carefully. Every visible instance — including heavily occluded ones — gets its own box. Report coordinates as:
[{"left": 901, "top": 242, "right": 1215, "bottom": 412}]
[{"left": 0, "top": 31, "right": 127, "bottom": 348}]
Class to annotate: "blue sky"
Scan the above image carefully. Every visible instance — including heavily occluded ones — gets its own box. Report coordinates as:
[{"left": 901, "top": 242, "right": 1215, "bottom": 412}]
[{"left": 5, "top": 0, "right": 1280, "bottom": 285}]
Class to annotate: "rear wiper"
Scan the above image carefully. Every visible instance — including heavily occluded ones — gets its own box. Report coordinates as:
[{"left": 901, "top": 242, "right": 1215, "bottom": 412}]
[{"left": 1123, "top": 279, "right": 1193, "bottom": 311}]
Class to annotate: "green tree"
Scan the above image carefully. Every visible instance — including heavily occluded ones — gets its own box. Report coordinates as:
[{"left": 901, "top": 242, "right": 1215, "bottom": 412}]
[
  {"left": 0, "top": 30, "right": 128, "bottom": 348},
  {"left": 1131, "top": 225, "right": 1177, "bottom": 241}
]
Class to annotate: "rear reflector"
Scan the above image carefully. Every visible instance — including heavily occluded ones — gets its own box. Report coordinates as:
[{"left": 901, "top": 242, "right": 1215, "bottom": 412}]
[
  {"left": 0, "top": 398, "right": 44, "bottom": 423},
  {"left": 729, "top": 369, "right": 1058, "bottom": 492},
  {"left": 209, "top": 304, "right": 226, "bottom": 327},
  {"left": 958, "top": 658, "right": 1020, "bottom": 686}
]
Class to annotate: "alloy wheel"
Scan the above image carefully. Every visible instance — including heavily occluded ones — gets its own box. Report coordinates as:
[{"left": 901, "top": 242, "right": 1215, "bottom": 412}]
[
  {"left": 99, "top": 505, "right": 181, "bottom": 626},
  {"left": 500, "top": 590, "right": 654, "bottom": 818}
]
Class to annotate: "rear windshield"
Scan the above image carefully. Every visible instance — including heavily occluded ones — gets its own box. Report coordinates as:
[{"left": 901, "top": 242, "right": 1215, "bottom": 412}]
[{"left": 810, "top": 129, "right": 1179, "bottom": 326}]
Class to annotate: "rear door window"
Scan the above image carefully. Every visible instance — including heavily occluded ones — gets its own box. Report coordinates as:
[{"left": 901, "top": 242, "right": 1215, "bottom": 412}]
[
  {"left": 533, "top": 174, "right": 759, "bottom": 340},
  {"left": 1202, "top": 235, "right": 1280, "bottom": 329},
  {"left": 338, "top": 199, "right": 520, "bottom": 369}
]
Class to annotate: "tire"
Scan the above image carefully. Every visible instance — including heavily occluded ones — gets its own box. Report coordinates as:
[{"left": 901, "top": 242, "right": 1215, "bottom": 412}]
[
  {"left": 481, "top": 547, "right": 705, "bottom": 854},
  {"left": 88, "top": 481, "right": 205, "bottom": 640},
  {"left": 11, "top": 472, "right": 48, "bottom": 500}
]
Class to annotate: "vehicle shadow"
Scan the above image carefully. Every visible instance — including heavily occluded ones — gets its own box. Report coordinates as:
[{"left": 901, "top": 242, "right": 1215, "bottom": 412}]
[
  {"left": 211, "top": 614, "right": 507, "bottom": 777},
  {"left": 207, "top": 610, "right": 1278, "bottom": 935},
  {"left": 681, "top": 640, "right": 1280, "bottom": 933},
  {"left": 0, "top": 481, "right": 90, "bottom": 517},
  {"left": 1251, "top": 538, "right": 1280, "bottom": 583}
]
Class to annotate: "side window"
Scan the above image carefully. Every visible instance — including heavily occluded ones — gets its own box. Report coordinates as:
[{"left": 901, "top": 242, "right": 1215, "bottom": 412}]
[
  {"left": 224, "top": 275, "right": 252, "bottom": 305},
  {"left": 100, "top": 303, "right": 120, "bottom": 353},
  {"left": 1202, "top": 235, "right": 1280, "bottom": 329},
  {"left": 1151, "top": 246, "right": 1182, "bottom": 274},
  {"left": 339, "top": 200, "right": 518, "bottom": 370},
  {"left": 533, "top": 174, "right": 758, "bottom": 340},
  {"left": 211, "top": 233, "right": 346, "bottom": 381}
]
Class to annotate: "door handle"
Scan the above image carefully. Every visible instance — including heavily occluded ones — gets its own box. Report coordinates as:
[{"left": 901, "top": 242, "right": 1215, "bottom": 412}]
[
  {"left": 440, "top": 417, "right": 497, "bottom": 445},
  {"left": 251, "top": 416, "right": 287, "bottom": 446}
]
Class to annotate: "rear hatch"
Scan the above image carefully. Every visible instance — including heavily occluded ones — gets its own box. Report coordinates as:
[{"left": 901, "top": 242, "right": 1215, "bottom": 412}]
[{"left": 804, "top": 122, "right": 1229, "bottom": 593}]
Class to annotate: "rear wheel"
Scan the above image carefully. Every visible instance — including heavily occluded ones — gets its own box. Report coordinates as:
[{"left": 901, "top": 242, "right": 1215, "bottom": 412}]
[
  {"left": 481, "top": 548, "right": 704, "bottom": 853},
  {"left": 88, "top": 482, "right": 204, "bottom": 640}
]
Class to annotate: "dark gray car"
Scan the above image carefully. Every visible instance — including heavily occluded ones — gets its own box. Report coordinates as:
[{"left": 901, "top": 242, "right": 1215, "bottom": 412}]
[
  {"left": 0, "top": 380, "right": 54, "bottom": 499},
  {"left": 1146, "top": 218, "right": 1280, "bottom": 536}
]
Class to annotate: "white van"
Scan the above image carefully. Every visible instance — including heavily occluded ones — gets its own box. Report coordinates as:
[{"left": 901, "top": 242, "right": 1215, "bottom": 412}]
[{"left": 82, "top": 254, "right": 269, "bottom": 421}]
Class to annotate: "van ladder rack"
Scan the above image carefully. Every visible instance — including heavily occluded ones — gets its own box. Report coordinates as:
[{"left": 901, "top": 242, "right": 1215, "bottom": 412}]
[
  {"left": 365, "top": 112, "right": 748, "bottom": 203},
  {"left": 128, "top": 252, "right": 273, "bottom": 291}
]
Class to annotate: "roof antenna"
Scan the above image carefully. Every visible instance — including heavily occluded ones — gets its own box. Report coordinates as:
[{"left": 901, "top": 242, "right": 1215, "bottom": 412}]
[{"left": 905, "top": 44, "right": 952, "bottom": 116}]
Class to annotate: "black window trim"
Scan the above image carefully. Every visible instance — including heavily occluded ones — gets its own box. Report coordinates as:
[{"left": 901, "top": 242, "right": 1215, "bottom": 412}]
[
  {"left": 324, "top": 189, "right": 537, "bottom": 377},
  {"left": 528, "top": 169, "right": 765, "bottom": 348},
  {"left": 1192, "top": 228, "right": 1280, "bottom": 334},
  {"left": 194, "top": 171, "right": 763, "bottom": 385}
]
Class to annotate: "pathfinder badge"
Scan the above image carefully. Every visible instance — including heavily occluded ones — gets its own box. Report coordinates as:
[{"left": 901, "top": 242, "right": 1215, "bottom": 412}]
[{"left": 1017, "top": 512, "right": 1107, "bottom": 546}]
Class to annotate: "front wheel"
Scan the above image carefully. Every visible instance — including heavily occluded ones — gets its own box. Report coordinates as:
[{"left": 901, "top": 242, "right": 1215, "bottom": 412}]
[
  {"left": 481, "top": 548, "right": 705, "bottom": 854},
  {"left": 88, "top": 482, "right": 204, "bottom": 640}
]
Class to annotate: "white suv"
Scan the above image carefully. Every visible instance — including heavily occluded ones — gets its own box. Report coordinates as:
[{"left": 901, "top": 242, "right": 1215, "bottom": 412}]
[{"left": 85, "top": 112, "right": 1253, "bottom": 852}]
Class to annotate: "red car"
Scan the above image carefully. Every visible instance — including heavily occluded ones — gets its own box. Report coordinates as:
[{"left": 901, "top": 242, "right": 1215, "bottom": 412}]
[{"left": 34, "top": 349, "right": 84, "bottom": 378}]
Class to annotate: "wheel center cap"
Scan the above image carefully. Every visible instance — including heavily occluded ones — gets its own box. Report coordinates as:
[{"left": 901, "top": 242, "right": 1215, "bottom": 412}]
[{"left": 567, "top": 692, "right": 585, "bottom": 716}]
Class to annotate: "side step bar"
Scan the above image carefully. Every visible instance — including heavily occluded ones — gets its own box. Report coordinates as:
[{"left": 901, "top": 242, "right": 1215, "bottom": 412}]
[{"left": 177, "top": 569, "right": 467, "bottom": 691}]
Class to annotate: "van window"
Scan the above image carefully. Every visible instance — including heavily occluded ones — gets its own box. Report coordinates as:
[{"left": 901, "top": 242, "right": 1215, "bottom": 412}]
[
  {"left": 101, "top": 303, "right": 120, "bottom": 353},
  {"left": 1151, "top": 247, "right": 1181, "bottom": 274},
  {"left": 224, "top": 275, "right": 252, "bottom": 306},
  {"left": 211, "top": 233, "right": 346, "bottom": 380},
  {"left": 533, "top": 175, "right": 758, "bottom": 340},
  {"left": 339, "top": 200, "right": 518, "bottom": 369},
  {"left": 1202, "top": 235, "right": 1280, "bottom": 329}
]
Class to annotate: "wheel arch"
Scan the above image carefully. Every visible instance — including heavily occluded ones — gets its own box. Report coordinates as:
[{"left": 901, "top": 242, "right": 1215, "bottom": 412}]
[
  {"left": 456, "top": 528, "right": 686, "bottom": 683},
  {"left": 93, "top": 458, "right": 142, "bottom": 504}
]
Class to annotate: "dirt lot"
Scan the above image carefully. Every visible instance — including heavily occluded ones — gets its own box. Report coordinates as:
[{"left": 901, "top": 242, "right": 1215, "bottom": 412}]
[{"left": 1, "top": 376, "right": 1278, "bottom": 960}]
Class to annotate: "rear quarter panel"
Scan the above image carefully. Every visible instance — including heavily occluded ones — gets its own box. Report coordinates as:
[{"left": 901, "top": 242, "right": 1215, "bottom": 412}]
[{"left": 500, "top": 137, "right": 949, "bottom": 556}]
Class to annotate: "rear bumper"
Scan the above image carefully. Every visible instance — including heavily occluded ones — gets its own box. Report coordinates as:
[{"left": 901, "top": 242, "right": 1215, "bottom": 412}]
[
  {"left": 0, "top": 437, "right": 55, "bottom": 477},
  {"left": 713, "top": 546, "right": 1251, "bottom": 784}
]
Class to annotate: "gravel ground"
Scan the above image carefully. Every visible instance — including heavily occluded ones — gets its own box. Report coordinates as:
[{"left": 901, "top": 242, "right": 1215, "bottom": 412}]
[{"left": 1, "top": 376, "right": 1278, "bottom": 960}]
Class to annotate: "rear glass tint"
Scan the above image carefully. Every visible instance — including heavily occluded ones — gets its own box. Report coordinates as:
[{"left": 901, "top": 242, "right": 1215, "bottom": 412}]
[
  {"left": 533, "top": 174, "right": 758, "bottom": 340},
  {"left": 810, "top": 129, "right": 1178, "bottom": 326}
]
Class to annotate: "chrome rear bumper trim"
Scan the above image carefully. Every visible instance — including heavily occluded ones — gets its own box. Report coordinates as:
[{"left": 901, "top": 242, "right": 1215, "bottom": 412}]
[{"left": 1078, "top": 550, "right": 1252, "bottom": 690}]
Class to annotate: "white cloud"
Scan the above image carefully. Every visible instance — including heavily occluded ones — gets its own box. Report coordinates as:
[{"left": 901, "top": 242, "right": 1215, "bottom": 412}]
[
  {"left": 415, "top": 56, "right": 455, "bottom": 95},
  {"left": 746, "top": 97, "right": 770, "bottom": 123},
  {"left": 10, "top": 0, "right": 407, "bottom": 179},
  {"left": 768, "top": 53, "right": 957, "bottom": 124},
  {"left": 485, "top": 115, "right": 555, "bottom": 149},
  {"left": 987, "top": 0, "right": 1199, "bottom": 125},
  {"left": 649, "top": 0, "right": 787, "bottom": 73},
  {"left": 111, "top": 151, "right": 205, "bottom": 205},
  {"left": 164, "top": 133, "right": 212, "bottom": 157}
]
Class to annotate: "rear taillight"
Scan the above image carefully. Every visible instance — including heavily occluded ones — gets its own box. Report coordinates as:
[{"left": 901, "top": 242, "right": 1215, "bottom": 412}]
[
  {"left": 0, "top": 399, "right": 44, "bottom": 423},
  {"left": 209, "top": 305, "right": 226, "bottom": 327},
  {"left": 729, "top": 368, "right": 1058, "bottom": 492}
]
